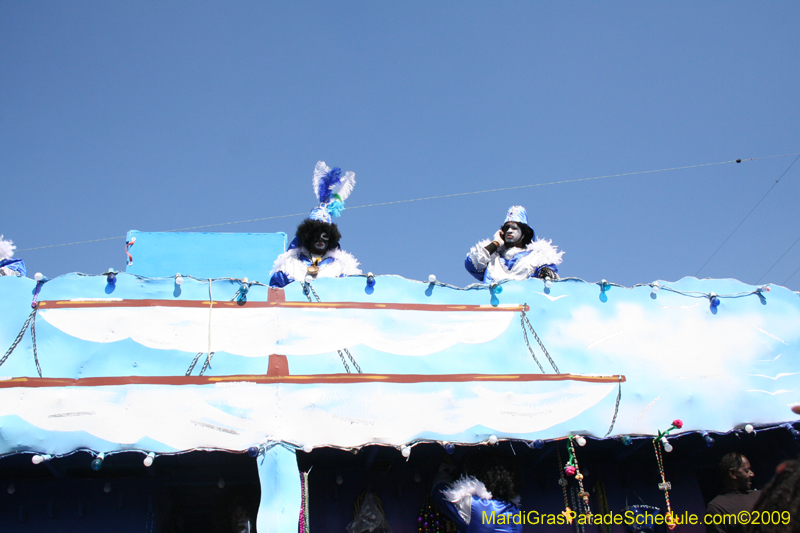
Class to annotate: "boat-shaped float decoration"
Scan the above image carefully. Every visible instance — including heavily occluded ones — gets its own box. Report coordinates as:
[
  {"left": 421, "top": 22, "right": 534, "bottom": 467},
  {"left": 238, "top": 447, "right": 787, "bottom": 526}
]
[
  {"left": 1, "top": 231, "right": 798, "bottom": 532},
  {"left": 36, "top": 292, "right": 526, "bottom": 357}
]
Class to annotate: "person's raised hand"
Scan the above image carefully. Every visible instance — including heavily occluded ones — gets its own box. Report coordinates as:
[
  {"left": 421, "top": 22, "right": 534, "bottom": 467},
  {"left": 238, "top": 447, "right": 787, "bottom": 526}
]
[{"left": 492, "top": 229, "right": 504, "bottom": 244}]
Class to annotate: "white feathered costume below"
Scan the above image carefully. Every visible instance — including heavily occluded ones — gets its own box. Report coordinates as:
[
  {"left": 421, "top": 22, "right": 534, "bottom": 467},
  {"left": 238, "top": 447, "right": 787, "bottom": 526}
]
[
  {"left": 432, "top": 474, "right": 522, "bottom": 533},
  {"left": 466, "top": 238, "right": 563, "bottom": 284},
  {"left": 270, "top": 246, "right": 361, "bottom": 286},
  {"left": 0, "top": 235, "right": 26, "bottom": 277}
]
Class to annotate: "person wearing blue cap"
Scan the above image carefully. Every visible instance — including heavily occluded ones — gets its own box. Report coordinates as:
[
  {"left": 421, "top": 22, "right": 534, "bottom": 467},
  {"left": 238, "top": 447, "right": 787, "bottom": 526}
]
[
  {"left": 269, "top": 162, "right": 362, "bottom": 288},
  {"left": 465, "top": 206, "right": 563, "bottom": 284}
]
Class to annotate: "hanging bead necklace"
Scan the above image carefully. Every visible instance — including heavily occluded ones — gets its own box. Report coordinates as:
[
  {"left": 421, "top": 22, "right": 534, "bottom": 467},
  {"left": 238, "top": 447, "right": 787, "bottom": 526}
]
[
  {"left": 565, "top": 436, "right": 591, "bottom": 518},
  {"left": 417, "top": 496, "right": 450, "bottom": 533}
]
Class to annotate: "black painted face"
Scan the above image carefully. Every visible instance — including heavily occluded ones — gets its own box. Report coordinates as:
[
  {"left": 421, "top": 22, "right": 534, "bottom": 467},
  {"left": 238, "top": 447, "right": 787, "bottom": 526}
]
[
  {"left": 312, "top": 232, "right": 329, "bottom": 254},
  {"left": 297, "top": 219, "right": 341, "bottom": 255}
]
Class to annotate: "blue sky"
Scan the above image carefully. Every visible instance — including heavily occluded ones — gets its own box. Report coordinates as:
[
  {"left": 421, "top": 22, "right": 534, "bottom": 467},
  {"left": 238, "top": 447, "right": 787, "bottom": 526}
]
[{"left": 2, "top": 1, "right": 799, "bottom": 290}]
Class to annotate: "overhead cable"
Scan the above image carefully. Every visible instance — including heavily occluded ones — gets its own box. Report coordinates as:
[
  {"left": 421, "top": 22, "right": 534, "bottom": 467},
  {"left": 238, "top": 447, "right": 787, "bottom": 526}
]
[
  {"left": 17, "top": 152, "right": 800, "bottom": 252},
  {"left": 695, "top": 154, "right": 800, "bottom": 277},
  {"left": 757, "top": 233, "right": 800, "bottom": 284},
  {"left": 782, "top": 264, "right": 800, "bottom": 285}
]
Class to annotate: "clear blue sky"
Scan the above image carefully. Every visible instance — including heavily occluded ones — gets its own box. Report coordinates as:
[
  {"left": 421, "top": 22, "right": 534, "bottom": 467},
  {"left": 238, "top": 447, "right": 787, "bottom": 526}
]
[{"left": 2, "top": 1, "right": 799, "bottom": 290}]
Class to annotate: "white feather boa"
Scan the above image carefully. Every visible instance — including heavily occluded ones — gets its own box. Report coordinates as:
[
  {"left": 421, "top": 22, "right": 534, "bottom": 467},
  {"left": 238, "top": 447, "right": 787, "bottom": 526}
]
[
  {"left": 0, "top": 235, "right": 15, "bottom": 261},
  {"left": 469, "top": 237, "right": 564, "bottom": 282},
  {"left": 270, "top": 247, "right": 362, "bottom": 282},
  {"left": 441, "top": 475, "right": 493, "bottom": 525}
]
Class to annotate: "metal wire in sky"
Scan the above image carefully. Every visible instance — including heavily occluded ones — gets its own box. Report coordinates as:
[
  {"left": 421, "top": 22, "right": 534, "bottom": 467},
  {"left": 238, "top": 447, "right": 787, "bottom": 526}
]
[{"left": 17, "top": 152, "right": 800, "bottom": 253}]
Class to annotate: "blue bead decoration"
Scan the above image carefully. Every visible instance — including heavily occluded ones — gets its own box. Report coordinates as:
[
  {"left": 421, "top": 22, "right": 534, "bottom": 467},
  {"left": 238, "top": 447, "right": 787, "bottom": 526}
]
[
  {"left": 621, "top": 435, "right": 632, "bottom": 446},
  {"left": 91, "top": 457, "right": 103, "bottom": 471},
  {"left": 106, "top": 273, "right": 116, "bottom": 284},
  {"left": 367, "top": 276, "right": 375, "bottom": 288},
  {"left": 533, "top": 439, "right": 544, "bottom": 449},
  {"left": 247, "top": 446, "right": 259, "bottom": 457},
  {"left": 444, "top": 443, "right": 455, "bottom": 454},
  {"left": 711, "top": 297, "right": 720, "bottom": 307}
]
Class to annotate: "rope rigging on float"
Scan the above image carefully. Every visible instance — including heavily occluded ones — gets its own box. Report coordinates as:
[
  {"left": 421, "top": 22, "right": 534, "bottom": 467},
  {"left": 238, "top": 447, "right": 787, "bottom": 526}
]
[
  {"left": 0, "top": 281, "right": 45, "bottom": 377},
  {"left": 519, "top": 305, "right": 622, "bottom": 436},
  {"left": 301, "top": 280, "right": 363, "bottom": 374},
  {"left": 520, "top": 308, "right": 560, "bottom": 374}
]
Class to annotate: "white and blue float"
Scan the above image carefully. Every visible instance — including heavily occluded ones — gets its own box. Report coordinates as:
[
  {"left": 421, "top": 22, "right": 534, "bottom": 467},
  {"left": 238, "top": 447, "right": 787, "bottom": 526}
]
[{"left": 1, "top": 230, "right": 798, "bottom": 532}]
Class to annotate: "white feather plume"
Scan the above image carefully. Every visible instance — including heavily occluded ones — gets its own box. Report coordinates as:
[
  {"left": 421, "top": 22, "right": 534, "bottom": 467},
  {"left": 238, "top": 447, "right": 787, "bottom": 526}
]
[
  {"left": 312, "top": 161, "right": 331, "bottom": 201},
  {"left": 0, "top": 235, "right": 15, "bottom": 261},
  {"left": 330, "top": 170, "right": 356, "bottom": 201}
]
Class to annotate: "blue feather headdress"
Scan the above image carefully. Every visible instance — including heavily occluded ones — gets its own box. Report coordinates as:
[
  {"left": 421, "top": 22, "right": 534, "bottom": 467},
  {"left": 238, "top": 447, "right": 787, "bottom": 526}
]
[{"left": 309, "top": 161, "right": 356, "bottom": 223}]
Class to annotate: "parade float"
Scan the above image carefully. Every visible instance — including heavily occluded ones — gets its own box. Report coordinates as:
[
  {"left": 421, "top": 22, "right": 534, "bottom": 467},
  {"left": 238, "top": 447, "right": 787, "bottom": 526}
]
[
  {"left": 1, "top": 227, "right": 799, "bottom": 532},
  {"left": 2, "top": 164, "right": 799, "bottom": 532}
]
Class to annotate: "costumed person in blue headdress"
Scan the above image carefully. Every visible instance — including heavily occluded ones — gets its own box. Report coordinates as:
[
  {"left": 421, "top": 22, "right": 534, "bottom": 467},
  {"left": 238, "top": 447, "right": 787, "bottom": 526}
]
[
  {"left": 432, "top": 457, "right": 524, "bottom": 533},
  {"left": 465, "top": 206, "right": 563, "bottom": 284},
  {"left": 269, "top": 162, "right": 362, "bottom": 288},
  {"left": 0, "top": 235, "right": 26, "bottom": 277}
]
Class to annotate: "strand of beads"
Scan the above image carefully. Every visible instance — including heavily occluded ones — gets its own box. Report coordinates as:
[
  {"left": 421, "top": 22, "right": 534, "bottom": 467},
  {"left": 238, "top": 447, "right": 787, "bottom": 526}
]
[
  {"left": 570, "top": 486, "right": 587, "bottom": 533},
  {"left": 298, "top": 471, "right": 310, "bottom": 533},
  {"left": 417, "top": 496, "right": 446, "bottom": 533},
  {"left": 653, "top": 439, "right": 679, "bottom": 529},
  {"left": 595, "top": 480, "right": 612, "bottom": 533},
  {"left": 352, "top": 492, "right": 362, "bottom": 520},
  {"left": 566, "top": 436, "right": 592, "bottom": 519},
  {"left": 557, "top": 446, "right": 574, "bottom": 524},
  {"left": 654, "top": 419, "right": 683, "bottom": 530}
]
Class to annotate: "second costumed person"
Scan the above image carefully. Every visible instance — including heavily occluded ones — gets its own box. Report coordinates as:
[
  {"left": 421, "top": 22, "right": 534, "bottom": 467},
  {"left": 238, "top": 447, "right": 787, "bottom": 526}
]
[
  {"left": 465, "top": 205, "right": 563, "bottom": 284},
  {"left": 269, "top": 162, "right": 362, "bottom": 288}
]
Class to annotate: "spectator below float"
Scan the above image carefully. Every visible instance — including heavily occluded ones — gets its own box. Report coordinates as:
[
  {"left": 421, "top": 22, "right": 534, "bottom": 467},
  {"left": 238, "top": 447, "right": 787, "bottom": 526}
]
[
  {"left": 269, "top": 161, "right": 362, "bottom": 288},
  {"left": 465, "top": 206, "right": 563, "bottom": 284},
  {"left": 706, "top": 453, "right": 759, "bottom": 533},
  {"left": 431, "top": 456, "right": 523, "bottom": 533},
  {"left": 746, "top": 457, "right": 800, "bottom": 533}
]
